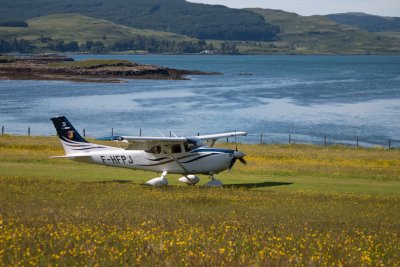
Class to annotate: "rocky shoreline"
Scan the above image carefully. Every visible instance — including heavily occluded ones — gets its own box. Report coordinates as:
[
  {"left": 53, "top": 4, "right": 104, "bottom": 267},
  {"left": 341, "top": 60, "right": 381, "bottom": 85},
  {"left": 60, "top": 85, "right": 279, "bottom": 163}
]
[{"left": 0, "top": 54, "right": 220, "bottom": 83}]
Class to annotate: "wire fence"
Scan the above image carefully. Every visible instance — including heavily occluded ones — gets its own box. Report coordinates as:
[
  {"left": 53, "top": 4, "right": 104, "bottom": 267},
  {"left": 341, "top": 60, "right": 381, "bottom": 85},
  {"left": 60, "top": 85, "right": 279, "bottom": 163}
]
[
  {"left": 246, "top": 133, "right": 399, "bottom": 149},
  {"left": 1, "top": 125, "right": 399, "bottom": 149}
]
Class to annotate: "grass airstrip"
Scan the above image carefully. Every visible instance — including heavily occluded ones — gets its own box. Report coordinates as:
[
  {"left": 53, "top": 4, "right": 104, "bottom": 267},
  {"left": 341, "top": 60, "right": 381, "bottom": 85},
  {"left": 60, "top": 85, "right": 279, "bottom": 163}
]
[{"left": 0, "top": 135, "right": 399, "bottom": 265}]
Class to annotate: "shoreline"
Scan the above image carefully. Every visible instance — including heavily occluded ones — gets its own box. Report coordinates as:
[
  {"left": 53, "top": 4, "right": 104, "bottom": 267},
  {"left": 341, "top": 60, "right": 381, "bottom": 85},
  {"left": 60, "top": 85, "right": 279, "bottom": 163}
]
[{"left": 0, "top": 54, "right": 221, "bottom": 83}]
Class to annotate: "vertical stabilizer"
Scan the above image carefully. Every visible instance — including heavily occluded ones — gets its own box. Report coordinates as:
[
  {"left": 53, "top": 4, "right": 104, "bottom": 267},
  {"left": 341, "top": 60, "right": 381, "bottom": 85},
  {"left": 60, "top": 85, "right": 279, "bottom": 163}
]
[
  {"left": 51, "top": 116, "right": 88, "bottom": 143},
  {"left": 50, "top": 116, "right": 114, "bottom": 155}
]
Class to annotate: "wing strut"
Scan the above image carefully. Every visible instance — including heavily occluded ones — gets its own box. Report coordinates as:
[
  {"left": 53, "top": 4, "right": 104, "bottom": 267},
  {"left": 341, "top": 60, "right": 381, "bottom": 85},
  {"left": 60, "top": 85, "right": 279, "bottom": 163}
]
[{"left": 161, "top": 144, "right": 190, "bottom": 175}]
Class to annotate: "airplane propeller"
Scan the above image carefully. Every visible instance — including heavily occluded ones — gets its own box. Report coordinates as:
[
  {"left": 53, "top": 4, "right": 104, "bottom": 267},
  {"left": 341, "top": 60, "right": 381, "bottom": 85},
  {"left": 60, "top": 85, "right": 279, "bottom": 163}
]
[
  {"left": 228, "top": 131, "right": 247, "bottom": 170},
  {"left": 229, "top": 150, "right": 246, "bottom": 170},
  {"left": 238, "top": 156, "right": 247, "bottom": 165}
]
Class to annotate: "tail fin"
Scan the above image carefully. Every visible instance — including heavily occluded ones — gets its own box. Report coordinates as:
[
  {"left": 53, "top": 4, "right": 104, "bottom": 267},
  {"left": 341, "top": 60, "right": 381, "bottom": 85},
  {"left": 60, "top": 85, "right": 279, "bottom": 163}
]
[
  {"left": 51, "top": 116, "right": 88, "bottom": 143},
  {"left": 51, "top": 116, "right": 114, "bottom": 155}
]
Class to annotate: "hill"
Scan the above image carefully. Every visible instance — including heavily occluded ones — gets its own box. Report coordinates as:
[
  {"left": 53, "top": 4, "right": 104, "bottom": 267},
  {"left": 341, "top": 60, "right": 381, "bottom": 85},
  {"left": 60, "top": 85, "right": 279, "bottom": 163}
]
[
  {"left": 1, "top": 10, "right": 400, "bottom": 55},
  {"left": 246, "top": 8, "right": 400, "bottom": 54},
  {"left": 29, "top": 14, "right": 193, "bottom": 43},
  {"left": 0, "top": 14, "right": 193, "bottom": 45},
  {"left": 0, "top": 0, "right": 279, "bottom": 41},
  {"left": 0, "top": 14, "right": 219, "bottom": 53},
  {"left": 326, "top": 13, "right": 400, "bottom": 32}
]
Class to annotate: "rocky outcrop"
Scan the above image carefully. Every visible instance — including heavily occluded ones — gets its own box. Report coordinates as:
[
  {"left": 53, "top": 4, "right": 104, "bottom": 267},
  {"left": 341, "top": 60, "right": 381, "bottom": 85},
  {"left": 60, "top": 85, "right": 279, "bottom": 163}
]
[{"left": 0, "top": 55, "right": 220, "bottom": 83}]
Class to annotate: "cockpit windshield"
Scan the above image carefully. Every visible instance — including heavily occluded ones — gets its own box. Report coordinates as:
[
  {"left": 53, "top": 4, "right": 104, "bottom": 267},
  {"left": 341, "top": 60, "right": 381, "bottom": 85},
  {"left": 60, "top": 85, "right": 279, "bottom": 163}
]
[{"left": 184, "top": 138, "right": 205, "bottom": 152}]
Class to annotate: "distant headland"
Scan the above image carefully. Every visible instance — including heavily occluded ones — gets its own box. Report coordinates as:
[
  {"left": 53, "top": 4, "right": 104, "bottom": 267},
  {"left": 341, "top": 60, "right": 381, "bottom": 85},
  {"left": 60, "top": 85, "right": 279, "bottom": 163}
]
[{"left": 0, "top": 54, "right": 220, "bottom": 83}]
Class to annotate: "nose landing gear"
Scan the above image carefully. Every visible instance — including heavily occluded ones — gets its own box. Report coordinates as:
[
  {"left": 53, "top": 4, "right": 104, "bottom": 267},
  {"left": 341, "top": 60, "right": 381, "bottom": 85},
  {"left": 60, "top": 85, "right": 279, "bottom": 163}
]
[{"left": 204, "top": 173, "right": 223, "bottom": 187}]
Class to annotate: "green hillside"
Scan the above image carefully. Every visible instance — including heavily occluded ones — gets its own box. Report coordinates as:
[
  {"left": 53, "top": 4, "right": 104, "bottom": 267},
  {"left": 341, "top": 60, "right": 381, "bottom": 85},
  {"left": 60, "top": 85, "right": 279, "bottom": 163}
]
[
  {"left": 327, "top": 13, "right": 400, "bottom": 32},
  {"left": 1, "top": 11, "right": 400, "bottom": 54},
  {"left": 0, "top": 14, "right": 193, "bottom": 46},
  {"left": 0, "top": 0, "right": 279, "bottom": 41},
  {"left": 0, "top": 14, "right": 218, "bottom": 53},
  {"left": 247, "top": 8, "right": 400, "bottom": 54}
]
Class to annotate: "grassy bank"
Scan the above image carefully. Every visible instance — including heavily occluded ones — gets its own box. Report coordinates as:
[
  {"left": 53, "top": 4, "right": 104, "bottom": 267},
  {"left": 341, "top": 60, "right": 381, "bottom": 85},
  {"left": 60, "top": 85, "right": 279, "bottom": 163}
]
[{"left": 0, "top": 135, "right": 399, "bottom": 265}]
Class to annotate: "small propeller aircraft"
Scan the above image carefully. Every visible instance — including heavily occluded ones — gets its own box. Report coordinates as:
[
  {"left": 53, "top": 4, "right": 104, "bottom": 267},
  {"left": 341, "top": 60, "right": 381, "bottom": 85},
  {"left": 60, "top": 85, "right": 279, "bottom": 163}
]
[{"left": 50, "top": 116, "right": 247, "bottom": 186}]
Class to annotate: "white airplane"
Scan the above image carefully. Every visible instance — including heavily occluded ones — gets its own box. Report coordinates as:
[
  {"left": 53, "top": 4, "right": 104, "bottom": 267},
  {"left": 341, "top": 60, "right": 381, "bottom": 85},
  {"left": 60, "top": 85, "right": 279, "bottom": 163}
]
[{"left": 51, "top": 116, "right": 247, "bottom": 186}]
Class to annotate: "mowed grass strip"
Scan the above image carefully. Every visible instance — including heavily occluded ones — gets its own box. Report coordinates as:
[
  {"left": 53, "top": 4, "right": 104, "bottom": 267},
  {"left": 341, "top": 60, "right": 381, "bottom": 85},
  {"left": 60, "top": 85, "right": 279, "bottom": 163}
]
[
  {"left": 1, "top": 135, "right": 399, "bottom": 190},
  {"left": 0, "top": 135, "right": 400, "bottom": 265}
]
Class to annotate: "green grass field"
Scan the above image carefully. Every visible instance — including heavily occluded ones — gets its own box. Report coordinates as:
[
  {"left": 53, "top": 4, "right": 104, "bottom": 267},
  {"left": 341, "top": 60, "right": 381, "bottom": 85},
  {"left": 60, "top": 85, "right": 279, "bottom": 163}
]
[{"left": 0, "top": 135, "right": 399, "bottom": 265}]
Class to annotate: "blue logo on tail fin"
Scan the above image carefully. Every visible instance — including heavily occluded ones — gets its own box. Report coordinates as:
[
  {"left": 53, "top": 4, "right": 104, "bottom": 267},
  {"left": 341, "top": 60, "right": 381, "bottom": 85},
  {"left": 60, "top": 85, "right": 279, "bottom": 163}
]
[{"left": 50, "top": 116, "right": 88, "bottom": 143}]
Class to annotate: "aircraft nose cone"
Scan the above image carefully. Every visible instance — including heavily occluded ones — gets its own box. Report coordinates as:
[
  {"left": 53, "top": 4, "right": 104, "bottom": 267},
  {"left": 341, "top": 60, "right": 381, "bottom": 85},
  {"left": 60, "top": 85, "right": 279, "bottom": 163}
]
[
  {"left": 233, "top": 151, "right": 245, "bottom": 158},
  {"left": 229, "top": 150, "right": 247, "bottom": 170}
]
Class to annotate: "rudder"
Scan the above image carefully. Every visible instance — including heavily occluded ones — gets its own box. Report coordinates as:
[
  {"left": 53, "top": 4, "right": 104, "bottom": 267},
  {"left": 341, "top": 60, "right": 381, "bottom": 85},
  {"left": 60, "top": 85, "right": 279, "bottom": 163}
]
[{"left": 51, "top": 116, "right": 88, "bottom": 143}]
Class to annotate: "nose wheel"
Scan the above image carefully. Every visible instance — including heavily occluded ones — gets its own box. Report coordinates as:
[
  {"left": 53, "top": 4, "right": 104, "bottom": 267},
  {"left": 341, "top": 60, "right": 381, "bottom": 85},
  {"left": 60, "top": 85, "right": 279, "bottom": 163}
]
[{"left": 204, "top": 174, "right": 223, "bottom": 187}]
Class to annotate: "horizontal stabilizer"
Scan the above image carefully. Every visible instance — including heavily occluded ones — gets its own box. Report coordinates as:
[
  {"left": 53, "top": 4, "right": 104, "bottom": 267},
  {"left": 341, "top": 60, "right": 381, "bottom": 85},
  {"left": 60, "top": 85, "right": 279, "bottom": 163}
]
[{"left": 96, "top": 136, "right": 125, "bottom": 141}]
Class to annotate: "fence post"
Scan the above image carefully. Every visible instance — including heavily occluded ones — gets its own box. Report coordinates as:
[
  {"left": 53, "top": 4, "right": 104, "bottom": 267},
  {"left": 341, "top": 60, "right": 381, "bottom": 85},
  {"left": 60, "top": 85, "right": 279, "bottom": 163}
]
[
  {"left": 83, "top": 129, "right": 86, "bottom": 138},
  {"left": 111, "top": 128, "right": 114, "bottom": 136},
  {"left": 260, "top": 133, "right": 263, "bottom": 144},
  {"left": 1, "top": 126, "right": 3, "bottom": 135},
  {"left": 289, "top": 134, "right": 291, "bottom": 145},
  {"left": 140, "top": 129, "right": 142, "bottom": 137},
  {"left": 356, "top": 136, "right": 359, "bottom": 148},
  {"left": 389, "top": 139, "right": 391, "bottom": 149},
  {"left": 28, "top": 126, "right": 30, "bottom": 136}
]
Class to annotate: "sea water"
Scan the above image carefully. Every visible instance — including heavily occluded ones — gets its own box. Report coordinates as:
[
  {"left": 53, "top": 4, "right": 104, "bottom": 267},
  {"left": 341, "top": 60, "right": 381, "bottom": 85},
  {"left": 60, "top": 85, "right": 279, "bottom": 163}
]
[{"left": 0, "top": 55, "right": 399, "bottom": 146}]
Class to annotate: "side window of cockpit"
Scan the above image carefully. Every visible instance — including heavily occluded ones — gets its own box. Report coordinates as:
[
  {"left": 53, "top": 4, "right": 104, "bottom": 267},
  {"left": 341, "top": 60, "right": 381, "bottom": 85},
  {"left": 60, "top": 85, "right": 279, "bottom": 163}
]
[
  {"left": 184, "top": 141, "right": 195, "bottom": 152},
  {"left": 145, "top": 145, "right": 162, "bottom": 154},
  {"left": 170, "top": 144, "right": 182, "bottom": 153}
]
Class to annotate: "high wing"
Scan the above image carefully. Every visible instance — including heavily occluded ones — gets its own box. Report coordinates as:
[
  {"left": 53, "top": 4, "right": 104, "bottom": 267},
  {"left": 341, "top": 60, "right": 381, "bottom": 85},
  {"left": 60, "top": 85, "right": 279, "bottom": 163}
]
[
  {"left": 124, "top": 137, "right": 187, "bottom": 151},
  {"left": 117, "top": 136, "right": 187, "bottom": 142},
  {"left": 97, "top": 136, "right": 187, "bottom": 150},
  {"left": 197, "top": 131, "right": 247, "bottom": 147},
  {"left": 97, "top": 131, "right": 247, "bottom": 149}
]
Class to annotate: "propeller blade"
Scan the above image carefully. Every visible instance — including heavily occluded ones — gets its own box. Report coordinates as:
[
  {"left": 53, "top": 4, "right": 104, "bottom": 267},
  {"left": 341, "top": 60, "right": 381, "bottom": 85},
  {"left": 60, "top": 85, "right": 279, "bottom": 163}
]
[
  {"left": 235, "top": 132, "right": 238, "bottom": 151},
  {"left": 229, "top": 158, "right": 237, "bottom": 170},
  {"left": 229, "top": 150, "right": 247, "bottom": 170}
]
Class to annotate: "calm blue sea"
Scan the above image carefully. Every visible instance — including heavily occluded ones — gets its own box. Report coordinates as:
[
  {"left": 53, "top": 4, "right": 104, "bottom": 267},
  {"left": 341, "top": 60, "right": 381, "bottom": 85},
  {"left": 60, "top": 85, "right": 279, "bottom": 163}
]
[{"left": 1, "top": 55, "right": 400, "bottom": 146}]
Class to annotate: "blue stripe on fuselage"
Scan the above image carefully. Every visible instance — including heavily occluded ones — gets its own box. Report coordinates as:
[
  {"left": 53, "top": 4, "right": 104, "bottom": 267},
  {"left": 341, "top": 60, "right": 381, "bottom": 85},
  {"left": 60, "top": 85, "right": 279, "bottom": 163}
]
[{"left": 190, "top": 147, "right": 234, "bottom": 154}]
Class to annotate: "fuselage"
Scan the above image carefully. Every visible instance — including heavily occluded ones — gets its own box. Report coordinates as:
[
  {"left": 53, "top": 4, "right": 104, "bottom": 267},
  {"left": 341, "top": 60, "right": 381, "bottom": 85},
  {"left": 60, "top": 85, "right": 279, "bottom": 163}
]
[{"left": 71, "top": 146, "right": 236, "bottom": 175}]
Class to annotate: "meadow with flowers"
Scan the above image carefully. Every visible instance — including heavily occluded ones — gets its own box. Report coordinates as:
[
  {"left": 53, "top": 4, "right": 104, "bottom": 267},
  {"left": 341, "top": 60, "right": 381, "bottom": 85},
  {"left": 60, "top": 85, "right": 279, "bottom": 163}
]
[{"left": 0, "top": 135, "right": 399, "bottom": 266}]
